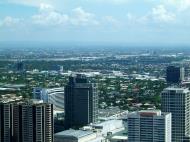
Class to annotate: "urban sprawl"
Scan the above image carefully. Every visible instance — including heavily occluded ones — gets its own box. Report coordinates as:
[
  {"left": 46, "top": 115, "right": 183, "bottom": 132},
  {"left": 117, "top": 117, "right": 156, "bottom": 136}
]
[{"left": 0, "top": 47, "right": 190, "bottom": 142}]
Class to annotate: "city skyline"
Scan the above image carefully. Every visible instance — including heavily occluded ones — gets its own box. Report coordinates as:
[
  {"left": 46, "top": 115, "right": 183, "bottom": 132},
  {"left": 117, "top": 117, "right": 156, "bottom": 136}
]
[
  {"left": 1, "top": 1, "right": 190, "bottom": 142},
  {"left": 1, "top": 0, "right": 190, "bottom": 45}
]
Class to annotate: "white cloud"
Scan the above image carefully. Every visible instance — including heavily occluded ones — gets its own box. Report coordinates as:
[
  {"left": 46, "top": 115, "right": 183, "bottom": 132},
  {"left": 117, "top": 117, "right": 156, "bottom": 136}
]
[
  {"left": 32, "top": 4, "right": 69, "bottom": 26},
  {"left": 32, "top": 12, "right": 69, "bottom": 26},
  {"left": 0, "top": 16, "right": 21, "bottom": 27},
  {"left": 127, "top": 13, "right": 134, "bottom": 21},
  {"left": 85, "top": 0, "right": 129, "bottom": 4},
  {"left": 39, "top": 3, "right": 54, "bottom": 12},
  {"left": 6, "top": 0, "right": 53, "bottom": 7},
  {"left": 32, "top": 4, "right": 99, "bottom": 26},
  {"left": 166, "top": 0, "right": 190, "bottom": 11},
  {"left": 151, "top": 5, "right": 176, "bottom": 22},
  {"left": 180, "top": 0, "right": 190, "bottom": 10},
  {"left": 139, "top": 5, "right": 176, "bottom": 23},
  {"left": 127, "top": 13, "right": 140, "bottom": 23},
  {"left": 128, "top": 5, "right": 176, "bottom": 24},
  {"left": 104, "top": 16, "right": 121, "bottom": 27},
  {"left": 70, "top": 7, "right": 99, "bottom": 26}
]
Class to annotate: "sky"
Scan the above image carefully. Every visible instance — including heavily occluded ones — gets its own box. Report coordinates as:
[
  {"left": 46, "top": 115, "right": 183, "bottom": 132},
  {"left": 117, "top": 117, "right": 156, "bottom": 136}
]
[{"left": 0, "top": 0, "right": 190, "bottom": 45}]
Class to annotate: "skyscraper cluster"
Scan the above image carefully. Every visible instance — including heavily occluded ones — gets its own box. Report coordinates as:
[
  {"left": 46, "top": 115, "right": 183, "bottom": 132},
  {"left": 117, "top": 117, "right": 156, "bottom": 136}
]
[
  {"left": 128, "top": 87, "right": 190, "bottom": 142},
  {"left": 0, "top": 100, "right": 54, "bottom": 142},
  {"left": 0, "top": 74, "right": 99, "bottom": 142},
  {"left": 128, "top": 66, "right": 190, "bottom": 142},
  {"left": 4, "top": 69, "right": 189, "bottom": 142}
]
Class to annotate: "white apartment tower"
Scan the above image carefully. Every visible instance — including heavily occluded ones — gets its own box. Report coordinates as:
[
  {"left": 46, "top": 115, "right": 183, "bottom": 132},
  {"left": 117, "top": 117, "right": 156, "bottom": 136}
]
[
  {"left": 33, "top": 87, "right": 64, "bottom": 111},
  {"left": 128, "top": 110, "right": 171, "bottom": 142}
]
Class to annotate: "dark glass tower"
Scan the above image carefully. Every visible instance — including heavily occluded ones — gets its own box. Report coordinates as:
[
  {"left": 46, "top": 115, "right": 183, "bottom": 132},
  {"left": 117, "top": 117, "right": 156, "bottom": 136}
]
[
  {"left": 64, "top": 74, "right": 98, "bottom": 129},
  {"left": 166, "top": 66, "right": 184, "bottom": 84}
]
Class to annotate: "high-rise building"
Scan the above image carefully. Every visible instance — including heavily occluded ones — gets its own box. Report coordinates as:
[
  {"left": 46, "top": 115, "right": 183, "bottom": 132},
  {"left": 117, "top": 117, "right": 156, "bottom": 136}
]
[
  {"left": 161, "top": 87, "right": 190, "bottom": 142},
  {"left": 15, "top": 60, "right": 24, "bottom": 73},
  {"left": 0, "top": 103, "right": 13, "bottom": 142},
  {"left": 64, "top": 74, "right": 98, "bottom": 129},
  {"left": 128, "top": 110, "right": 171, "bottom": 142},
  {"left": 33, "top": 87, "right": 43, "bottom": 100},
  {"left": 166, "top": 66, "right": 184, "bottom": 84},
  {"left": 33, "top": 87, "right": 64, "bottom": 111},
  {"left": 0, "top": 100, "right": 54, "bottom": 142}
]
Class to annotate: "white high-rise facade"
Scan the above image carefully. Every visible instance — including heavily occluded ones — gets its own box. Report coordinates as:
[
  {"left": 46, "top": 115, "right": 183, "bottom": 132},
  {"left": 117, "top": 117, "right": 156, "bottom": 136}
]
[
  {"left": 161, "top": 87, "right": 190, "bottom": 142},
  {"left": 33, "top": 87, "right": 64, "bottom": 111},
  {"left": 128, "top": 110, "right": 171, "bottom": 142}
]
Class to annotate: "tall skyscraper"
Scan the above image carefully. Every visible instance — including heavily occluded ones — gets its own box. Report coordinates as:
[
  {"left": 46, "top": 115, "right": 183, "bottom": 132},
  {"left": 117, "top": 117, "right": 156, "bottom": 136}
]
[
  {"left": 0, "top": 100, "right": 54, "bottom": 142},
  {"left": 64, "top": 74, "right": 98, "bottom": 129},
  {"left": 166, "top": 66, "right": 184, "bottom": 84},
  {"left": 128, "top": 110, "right": 171, "bottom": 142},
  {"left": 161, "top": 87, "right": 190, "bottom": 142},
  {"left": 0, "top": 103, "right": 13, "bottom": 142}
]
